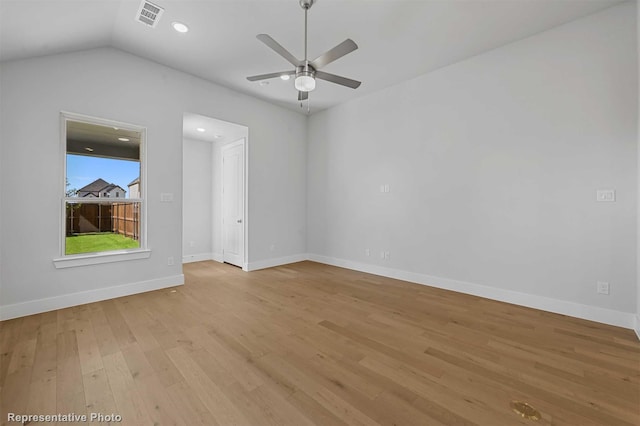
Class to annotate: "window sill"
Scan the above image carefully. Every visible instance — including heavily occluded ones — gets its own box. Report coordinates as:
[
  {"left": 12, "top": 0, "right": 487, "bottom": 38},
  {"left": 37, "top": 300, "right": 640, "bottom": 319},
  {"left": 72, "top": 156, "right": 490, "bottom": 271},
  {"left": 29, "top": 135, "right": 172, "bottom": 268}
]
[{"left": 53, "top": 249, "right": 151, "bottom": 269}]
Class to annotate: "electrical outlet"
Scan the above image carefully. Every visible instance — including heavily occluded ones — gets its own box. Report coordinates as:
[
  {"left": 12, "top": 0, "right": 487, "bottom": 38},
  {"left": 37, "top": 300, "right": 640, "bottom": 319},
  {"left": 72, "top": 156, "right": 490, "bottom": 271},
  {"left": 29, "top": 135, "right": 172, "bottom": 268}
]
[
  {"left": 384, "top": 251, "right": 390, "bottom": 260},
  {"left": 596, "top": 281, "right": 609, "bottom": 295},
  {"left": 365, "top": 248, "right": 370, "bottom": 257},
  {"left": 167, "top": 256, "right": 174, "bottom": 266},
  {"left": 189, "top": 241, "right": 195, "bottom": 248}
]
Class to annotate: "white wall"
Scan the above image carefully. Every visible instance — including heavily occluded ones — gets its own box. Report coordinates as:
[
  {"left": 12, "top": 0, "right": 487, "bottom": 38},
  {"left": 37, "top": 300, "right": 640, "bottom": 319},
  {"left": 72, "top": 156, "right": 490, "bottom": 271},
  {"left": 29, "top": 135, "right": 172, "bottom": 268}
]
[
  {"left": 636, "top": 0, "right": 640, "bottom": 338},
  {"left": 0, "top": 47, "right": 307, "bottom": 318},
  {"left": 308, "top": 3, "right": 638, "bottom": 326},
  {"left": 182, "top": 137, "right": 213, "bottom": 263}
]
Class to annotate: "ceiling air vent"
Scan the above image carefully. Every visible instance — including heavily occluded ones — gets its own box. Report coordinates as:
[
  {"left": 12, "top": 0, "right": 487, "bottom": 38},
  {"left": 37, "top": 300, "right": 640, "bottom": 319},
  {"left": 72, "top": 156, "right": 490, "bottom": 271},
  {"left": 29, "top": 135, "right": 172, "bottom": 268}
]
[{"left": 136, "top": 1, "right": 164, "bottom": 28}]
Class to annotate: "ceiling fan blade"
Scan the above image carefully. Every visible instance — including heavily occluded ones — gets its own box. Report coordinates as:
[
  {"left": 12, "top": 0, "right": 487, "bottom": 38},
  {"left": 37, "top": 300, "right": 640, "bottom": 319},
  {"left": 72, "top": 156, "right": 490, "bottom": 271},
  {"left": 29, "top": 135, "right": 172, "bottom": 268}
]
[
  {"left": 298, "top": 91, "right": 308, "bottom": 101},
  {"left": 315, "top": 70, "right": 361, "bottom": 89},
  {"left": 310, "top": 39, "right": 358, "bottom": 70},
  {"left": 247, "top": 70, "right": 295, "bottom": 81},
  {"left": 257, "top": 34, "right": 302, "bottom": 67}
]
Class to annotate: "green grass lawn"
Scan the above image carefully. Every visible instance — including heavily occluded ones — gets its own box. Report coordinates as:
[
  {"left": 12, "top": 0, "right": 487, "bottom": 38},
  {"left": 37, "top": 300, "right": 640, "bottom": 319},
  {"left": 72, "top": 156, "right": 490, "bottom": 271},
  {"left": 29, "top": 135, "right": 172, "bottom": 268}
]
[{"left": 65, "top": 232, "right": 139, "bottom": 255}]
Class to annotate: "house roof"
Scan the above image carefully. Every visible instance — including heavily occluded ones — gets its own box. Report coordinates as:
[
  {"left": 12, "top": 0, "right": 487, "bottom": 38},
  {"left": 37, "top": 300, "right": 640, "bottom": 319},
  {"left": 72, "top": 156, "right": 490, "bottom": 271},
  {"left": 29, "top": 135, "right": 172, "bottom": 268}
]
[
  {"left": 128, "top": 177, "right": 140, "bottom": 186},
  {"left": 78, "top": 178, "right": 111, "bottom": 193},
  {"left": 78, "top": 178, "right": 125, "bottom": 194}
]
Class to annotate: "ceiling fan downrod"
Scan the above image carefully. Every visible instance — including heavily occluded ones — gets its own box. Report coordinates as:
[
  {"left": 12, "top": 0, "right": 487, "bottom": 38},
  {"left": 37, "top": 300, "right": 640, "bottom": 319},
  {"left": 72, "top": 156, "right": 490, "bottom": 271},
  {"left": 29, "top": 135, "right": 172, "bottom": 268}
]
[
  {"left": 297, "top": 0, "right": 315, "bottom": 92},
  {"left": 300, "top": 0, "right": 314, "bottom": 61}
]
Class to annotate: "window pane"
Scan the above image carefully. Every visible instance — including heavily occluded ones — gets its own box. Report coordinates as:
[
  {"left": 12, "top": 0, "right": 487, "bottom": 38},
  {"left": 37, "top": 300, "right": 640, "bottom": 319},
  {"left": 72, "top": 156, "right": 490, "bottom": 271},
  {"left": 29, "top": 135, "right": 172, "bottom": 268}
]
[
  {"left": 64, "top": 118, "right": 144, "bottom": 256},
  {"left": 66, "top": 120, "right": 141, "bottom": 200},
  {"left": 65, "top": 201, "right": 141, "bottom": 255},
  {"left": 66, "top": 155, "right": 140, "bottom": 199}
]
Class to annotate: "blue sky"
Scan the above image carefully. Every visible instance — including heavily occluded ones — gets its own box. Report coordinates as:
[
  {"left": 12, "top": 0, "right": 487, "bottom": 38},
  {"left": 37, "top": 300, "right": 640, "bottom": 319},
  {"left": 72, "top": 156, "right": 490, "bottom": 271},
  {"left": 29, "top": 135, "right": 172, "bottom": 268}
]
[{"left": 66, "top": 154, "right": 140, "bottom": 195}]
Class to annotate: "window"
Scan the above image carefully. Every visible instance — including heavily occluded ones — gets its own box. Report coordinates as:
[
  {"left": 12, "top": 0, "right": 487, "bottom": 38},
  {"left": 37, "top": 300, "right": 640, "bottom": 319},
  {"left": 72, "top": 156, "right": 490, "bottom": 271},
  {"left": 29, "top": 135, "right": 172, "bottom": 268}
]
[{"left": 55, "top": 112, "right": 148, "bottom": 267}]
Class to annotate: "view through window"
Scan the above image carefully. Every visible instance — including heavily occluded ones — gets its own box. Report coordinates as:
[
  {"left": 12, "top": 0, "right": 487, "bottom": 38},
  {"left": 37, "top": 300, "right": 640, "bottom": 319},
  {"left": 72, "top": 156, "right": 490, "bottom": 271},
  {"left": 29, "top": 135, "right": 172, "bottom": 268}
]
[{"left": 64, "top": 118, "right": 143, "bottom": 255}]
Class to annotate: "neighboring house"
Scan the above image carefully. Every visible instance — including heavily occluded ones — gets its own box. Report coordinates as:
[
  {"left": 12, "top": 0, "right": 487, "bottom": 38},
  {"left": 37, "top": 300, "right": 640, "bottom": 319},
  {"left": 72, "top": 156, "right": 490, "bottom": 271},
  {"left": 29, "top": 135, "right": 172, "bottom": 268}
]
[
  {"left": 77, "top": 178, "right": 126, "bottom": 198},
  {"left": 127, "top": 177, "right": 140, "bottom": 199}
]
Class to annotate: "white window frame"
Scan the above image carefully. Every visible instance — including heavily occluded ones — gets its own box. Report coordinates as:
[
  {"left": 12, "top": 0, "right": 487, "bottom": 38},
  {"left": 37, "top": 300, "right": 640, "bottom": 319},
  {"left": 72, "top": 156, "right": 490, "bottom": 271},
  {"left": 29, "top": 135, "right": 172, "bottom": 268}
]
[{"left": 53, "top": 112, "right": 150, "bottom": 269}]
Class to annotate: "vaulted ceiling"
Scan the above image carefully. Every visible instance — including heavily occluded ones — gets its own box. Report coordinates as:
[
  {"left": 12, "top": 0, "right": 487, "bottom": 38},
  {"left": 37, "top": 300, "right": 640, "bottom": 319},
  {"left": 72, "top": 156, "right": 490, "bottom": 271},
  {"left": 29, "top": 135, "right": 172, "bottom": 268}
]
[{"left": 0, "top": 0, "right": 624, "bottom": 114}]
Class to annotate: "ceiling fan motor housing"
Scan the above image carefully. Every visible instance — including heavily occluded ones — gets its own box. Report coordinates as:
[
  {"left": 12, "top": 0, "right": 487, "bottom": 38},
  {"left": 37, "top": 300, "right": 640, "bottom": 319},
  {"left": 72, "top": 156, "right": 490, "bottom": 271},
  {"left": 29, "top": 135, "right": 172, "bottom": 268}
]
[{"left": 296, "top": 64, "right": 316, "bottom": 79}]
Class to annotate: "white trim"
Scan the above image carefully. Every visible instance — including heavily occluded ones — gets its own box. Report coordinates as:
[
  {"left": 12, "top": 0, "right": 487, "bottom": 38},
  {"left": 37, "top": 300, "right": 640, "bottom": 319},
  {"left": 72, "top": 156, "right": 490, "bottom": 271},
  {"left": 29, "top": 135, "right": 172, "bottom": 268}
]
[
  {"left": 182, "top": 252, "right": 214, "bottom": 264},
  {"left": 246, "top": 254, "right": 309, "bottom": 271},
  {"left": 0, "top": 274, "right": 184, "bottom": 320},
  {"left": 53, "top": 249, "right": 151, "bottom": 269},
  {"left": 243, "top": 133, "right": 250, "bottom": 272},
  {"left": 307, "top": 254, "right": 637, "bottom": 330},
  {"left": 59, "top": 111, "right": 148, "bottom": 258},
  {"left": 634, "top": 314, "right": 640, "bottom": 340},
  {"left": 212, "top": 252, "right": 223, "bottom": 263},
  {"left": 64, "top": 197, "right": 144, "bottom": 204}
]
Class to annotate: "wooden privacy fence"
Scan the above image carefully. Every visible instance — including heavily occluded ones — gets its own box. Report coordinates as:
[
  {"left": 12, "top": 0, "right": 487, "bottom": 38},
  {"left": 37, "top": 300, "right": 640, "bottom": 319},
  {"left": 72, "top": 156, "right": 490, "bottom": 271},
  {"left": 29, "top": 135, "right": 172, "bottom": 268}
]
[{"left": 66, "top": 202, "right": 140, "bottom": 240}]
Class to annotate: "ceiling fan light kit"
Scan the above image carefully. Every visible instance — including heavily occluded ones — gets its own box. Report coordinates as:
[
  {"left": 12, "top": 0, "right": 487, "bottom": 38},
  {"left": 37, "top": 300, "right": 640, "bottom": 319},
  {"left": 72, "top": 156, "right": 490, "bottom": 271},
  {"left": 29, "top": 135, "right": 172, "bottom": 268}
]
[
  {"left": 295, "top": 69, "right": 316, "bottom": 92},
  {"left": 247, "top": 0, "right": 360, "bottom": 101}
]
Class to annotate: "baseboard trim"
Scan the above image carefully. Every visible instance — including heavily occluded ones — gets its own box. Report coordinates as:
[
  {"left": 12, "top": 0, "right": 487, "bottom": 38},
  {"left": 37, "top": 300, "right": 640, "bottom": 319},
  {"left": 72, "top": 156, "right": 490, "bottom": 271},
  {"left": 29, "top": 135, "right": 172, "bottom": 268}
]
[
  {"left": 212, "top": 252, "right": 223, "bottom": 263},
  {"left": 247, "top": 254, "right": 309, "bottom": 271},
  {"left": 308, "top": 254, "right": 636, "bottom": 331},
  {"left": 634, "top": 314, "right": 640, "bottom": 340},
  {"left": 182, "top": 253, "right": 214, "bottom": 264},
  {"left": 0, "top": 274, "right": 184, "bottom": 321}
]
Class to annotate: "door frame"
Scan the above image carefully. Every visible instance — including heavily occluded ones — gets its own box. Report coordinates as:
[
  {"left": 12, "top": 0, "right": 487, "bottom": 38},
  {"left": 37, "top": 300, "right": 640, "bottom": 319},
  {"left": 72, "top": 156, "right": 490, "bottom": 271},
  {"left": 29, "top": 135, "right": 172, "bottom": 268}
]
[{"left": 220, "top": 137, "right": 248, "bottom": 270}]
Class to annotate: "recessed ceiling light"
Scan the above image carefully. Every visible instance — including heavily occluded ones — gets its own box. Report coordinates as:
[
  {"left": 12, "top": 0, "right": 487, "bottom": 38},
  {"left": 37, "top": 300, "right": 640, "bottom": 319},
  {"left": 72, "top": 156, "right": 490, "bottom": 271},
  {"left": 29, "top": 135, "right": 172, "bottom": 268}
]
[
  {"left": 172, "top": 21, "right": 189, "bottom": 33},
  {"left": 280, "top": 74, "right": 290, "bottom": 81},
  {"left": 118, "top": 137, "right": 130, "bottom": 142},
  {"left": 259, "top": 81, "right": 269, "bottom": 86},
  {"left": 85, "top": 147, "right": 94, "bottom": 152},
  {"left": 214, "top": 134, "right": 222, "bottom": 139},
  {"left": 196, "top": 127, "right": 206, "bottom": 132}
]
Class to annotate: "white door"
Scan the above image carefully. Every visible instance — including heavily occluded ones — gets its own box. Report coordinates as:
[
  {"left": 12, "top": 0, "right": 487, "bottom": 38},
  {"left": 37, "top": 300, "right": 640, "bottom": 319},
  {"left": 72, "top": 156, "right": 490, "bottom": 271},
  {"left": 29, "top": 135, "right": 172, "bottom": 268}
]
[{"left": 222, "top": 140, "right": 245, "bottom": 267}]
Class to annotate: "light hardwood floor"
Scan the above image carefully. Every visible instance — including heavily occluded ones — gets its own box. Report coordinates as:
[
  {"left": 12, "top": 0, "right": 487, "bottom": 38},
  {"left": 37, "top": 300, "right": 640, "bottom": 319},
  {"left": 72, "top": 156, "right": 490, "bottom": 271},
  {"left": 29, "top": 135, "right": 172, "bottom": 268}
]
[{"left": 1, "top": 261, "right": 639, "bottom": 425}]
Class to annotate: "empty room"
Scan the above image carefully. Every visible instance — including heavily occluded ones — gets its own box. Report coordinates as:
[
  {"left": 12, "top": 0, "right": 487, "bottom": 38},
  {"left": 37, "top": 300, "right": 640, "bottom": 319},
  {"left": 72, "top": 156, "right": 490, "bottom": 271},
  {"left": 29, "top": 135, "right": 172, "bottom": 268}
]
[{"left": 1, "top": 0, "right": 639, "bottom": 425}]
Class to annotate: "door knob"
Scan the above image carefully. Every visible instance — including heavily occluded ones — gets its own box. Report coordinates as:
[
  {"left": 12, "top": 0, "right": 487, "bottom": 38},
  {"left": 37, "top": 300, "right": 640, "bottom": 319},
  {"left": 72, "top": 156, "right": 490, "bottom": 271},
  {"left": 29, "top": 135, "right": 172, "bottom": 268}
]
[{"left": 237, "top": 219, "right": 243, "bottom": 223}]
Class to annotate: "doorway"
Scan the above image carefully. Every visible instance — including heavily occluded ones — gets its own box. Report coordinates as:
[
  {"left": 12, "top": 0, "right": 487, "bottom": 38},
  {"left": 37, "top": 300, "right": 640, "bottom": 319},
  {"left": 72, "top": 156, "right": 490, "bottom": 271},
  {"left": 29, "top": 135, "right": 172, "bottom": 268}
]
[{"left": 182, "top": 113, "right": 249, "bottom": 270}]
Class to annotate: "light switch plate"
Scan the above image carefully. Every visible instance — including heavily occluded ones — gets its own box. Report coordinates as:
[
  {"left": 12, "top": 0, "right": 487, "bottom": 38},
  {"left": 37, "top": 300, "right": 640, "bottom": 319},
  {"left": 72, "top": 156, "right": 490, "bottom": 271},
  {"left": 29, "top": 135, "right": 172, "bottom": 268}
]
[
  {"left": 160, "top": 193, "right": 174, "bottom": 202},
  {"left": 596, "top": 189, "right": 615, "bottom": 202}
]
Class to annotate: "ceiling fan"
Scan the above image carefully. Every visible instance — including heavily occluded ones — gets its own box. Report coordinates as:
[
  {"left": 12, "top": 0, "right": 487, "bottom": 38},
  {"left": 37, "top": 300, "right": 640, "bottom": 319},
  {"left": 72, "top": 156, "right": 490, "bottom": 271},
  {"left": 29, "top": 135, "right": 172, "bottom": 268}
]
[{"left": 246, "top": 0, "right": 361, "bottom": 101}]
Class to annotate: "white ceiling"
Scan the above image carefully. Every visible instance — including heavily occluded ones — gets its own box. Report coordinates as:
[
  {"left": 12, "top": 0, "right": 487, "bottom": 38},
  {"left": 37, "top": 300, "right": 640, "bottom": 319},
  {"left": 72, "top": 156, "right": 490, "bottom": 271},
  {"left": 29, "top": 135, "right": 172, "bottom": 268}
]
[
  {"left": 0, "top": 0, "right": 624, "bottom": 114},
  {"left": 183, "top": 112, "right": 248, "bottom": 144}
]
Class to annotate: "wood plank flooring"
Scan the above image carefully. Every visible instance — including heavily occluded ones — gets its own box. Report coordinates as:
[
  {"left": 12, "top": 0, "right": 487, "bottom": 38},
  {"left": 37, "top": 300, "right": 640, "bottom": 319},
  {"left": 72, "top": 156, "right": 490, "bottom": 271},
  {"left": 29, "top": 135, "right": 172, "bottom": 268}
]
[{"left": 1, "top": 260, "right": 639, "bottom": 425}]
